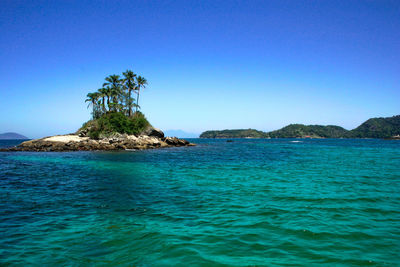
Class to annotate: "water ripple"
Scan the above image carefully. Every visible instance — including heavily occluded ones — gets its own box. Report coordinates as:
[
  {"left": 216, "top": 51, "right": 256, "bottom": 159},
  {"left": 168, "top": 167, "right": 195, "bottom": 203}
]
[{"left": 0, "top": 138, "right": 399, "bottom": 265}]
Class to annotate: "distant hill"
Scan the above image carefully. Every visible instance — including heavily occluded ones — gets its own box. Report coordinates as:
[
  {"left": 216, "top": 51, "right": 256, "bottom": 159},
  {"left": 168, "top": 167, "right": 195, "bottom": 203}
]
[
  {"left": 268, "top": 124, "right": 348, "bottom": 138},
  {"left": 347, "top": 115, "right": 400, "bottom": 138},
  {"left": 200, "top": 129, "right": 269, "bottom": 138},
  {"left": 199, "top": 115, "right": 400, "bottom": 139},
  {"left": 164, "top": 130, "right": 199, "bottom": 138},
  {"left": 0, "top": 132, "right": 28, "bottom": 140}
]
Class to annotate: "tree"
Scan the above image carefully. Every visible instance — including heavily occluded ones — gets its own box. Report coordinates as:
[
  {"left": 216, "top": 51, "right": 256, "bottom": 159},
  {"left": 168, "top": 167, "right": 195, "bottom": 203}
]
[
  {"left": 135, "top": 75, "right": 147, "bottom": 112},
  {"left": 85, "top": 92, "right": 100, "bottom": 119},
  {"left": 122, "top": 70, "right": 137, "bottom": 116},
  {"left": 85, "top": 70, "right": 149, "bottom": 118},
  {"left": 98, "top": 88, "right": 108, "bottom": 113},
  {"left": 103, "top": 75, "right": 122, "bottom": 112},
  {"left": 104, "top": 86, "right": 112, "bottom": 111}
]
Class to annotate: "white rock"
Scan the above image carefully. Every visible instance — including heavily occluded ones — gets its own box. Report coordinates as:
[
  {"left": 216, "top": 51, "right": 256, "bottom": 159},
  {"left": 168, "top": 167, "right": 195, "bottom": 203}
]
[{"left": 43, "top": 135, "right": 89, "bottom": 143}]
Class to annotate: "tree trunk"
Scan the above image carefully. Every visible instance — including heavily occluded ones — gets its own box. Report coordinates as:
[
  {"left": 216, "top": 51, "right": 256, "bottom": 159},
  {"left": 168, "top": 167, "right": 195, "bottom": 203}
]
[
  {"left": 106, "top": 96, "right": 110, "bottom": 111},
  {"left": 92, "top": 100, "right": 96, "bottom": 119},
  {"left": 128, "top": 89, "right": 132, "bottom": 117},
  {"left": 136, "top": 87, "right": 140, "bottom": 112}
]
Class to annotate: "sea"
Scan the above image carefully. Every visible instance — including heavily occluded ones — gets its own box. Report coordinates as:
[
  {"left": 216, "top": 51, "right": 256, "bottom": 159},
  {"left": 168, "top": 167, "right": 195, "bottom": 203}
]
[{"left": 0, "top": 138, "right": 399, "bottom": 266}]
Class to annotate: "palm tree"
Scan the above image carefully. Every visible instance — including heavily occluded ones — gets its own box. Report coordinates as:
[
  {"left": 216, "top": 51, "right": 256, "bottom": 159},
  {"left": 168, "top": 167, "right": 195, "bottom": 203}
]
[
  {"left": 103, "top": 75, "right": 122, "bottom": 111},
  {"left": 103, "top": 74, "right": 121, "bottom": 88},
  {"left": 85, "top": 71, "right": 149, "bottom": 118},
  {"left": 104, "top": 86, "right": 112, "bottom": 111},
  {"left": 98, "top": 88, "right": 108, "bottom": 113},
  {"left": 85, "top": 92, "right": 100, "bottom": 119},
  {"left": 122, "top": 70, "right": 136, "bottom": 116},
  {"left": 135, "top": 75, "right": 147, "bottom": 112},
  {"left": 110, "top": 87, "right": 119, "bottom": 111}
]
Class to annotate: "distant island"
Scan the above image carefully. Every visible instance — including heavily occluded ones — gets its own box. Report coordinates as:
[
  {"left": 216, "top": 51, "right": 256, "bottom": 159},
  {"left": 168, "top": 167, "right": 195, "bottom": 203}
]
[
  {"left": 200, "top": 115, "right": 400, "bottom": 139},
  {"left": 0, "top": 132, "right": 28, "bottom": 140},
  {"left": 2, "top": 70, "right": 194, "bottom": 152},
  {"left": 164, "top": 130, "right": 199, "bottom": 138},
  {"left": 200, "top": 129, "right": 268, "bottom": 139}
]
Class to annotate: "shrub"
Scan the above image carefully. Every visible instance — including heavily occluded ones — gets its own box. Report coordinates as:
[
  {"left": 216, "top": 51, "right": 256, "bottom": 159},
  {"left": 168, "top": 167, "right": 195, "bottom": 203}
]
[{"left": 82, "top": 112, "right": 150, "bottom": 139}]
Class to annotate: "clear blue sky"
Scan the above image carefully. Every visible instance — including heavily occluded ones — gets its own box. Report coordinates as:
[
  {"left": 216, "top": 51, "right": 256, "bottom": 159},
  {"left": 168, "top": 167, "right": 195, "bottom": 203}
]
[{"left": 1, "top": 0, "right": 399, "bottom": 138}]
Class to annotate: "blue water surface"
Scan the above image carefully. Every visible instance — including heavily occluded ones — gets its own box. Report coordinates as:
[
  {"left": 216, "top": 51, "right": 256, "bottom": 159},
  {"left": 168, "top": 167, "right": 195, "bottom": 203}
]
[{"left": 0, "top": 138, "right": 399, "bottom": 266}]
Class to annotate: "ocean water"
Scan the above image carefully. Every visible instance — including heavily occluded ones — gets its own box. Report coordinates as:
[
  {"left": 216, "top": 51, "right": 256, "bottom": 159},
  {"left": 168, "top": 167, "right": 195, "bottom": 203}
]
[{"left": 0, "top": 138, "right": 399, "bottom": 266}]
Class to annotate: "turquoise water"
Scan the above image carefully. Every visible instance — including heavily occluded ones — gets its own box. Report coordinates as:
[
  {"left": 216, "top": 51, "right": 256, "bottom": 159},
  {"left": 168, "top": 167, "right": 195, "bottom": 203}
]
[{"left": 0, "top": 138, "right": 399, "bottom": 266}]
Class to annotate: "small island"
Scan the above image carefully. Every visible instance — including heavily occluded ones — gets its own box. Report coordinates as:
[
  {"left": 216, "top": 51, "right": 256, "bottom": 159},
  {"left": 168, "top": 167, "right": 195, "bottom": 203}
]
[
  {"left": 2, "top": 70, "right": 194, "bottom": 152},
  {"left": 200, "top": 115, "right": 400, "bottom": 139},
  {"left": 0, "top": 132, "right": 28, "bottom": 140},
  {"left": 200, "top": 129, "right": 269, "bottom": 139}
]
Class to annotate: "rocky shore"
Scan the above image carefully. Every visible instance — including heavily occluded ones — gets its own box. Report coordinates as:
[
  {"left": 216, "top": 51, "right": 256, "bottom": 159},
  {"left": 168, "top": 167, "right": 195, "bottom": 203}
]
[
  {"left": 0, "top": 127, "right": 195, "bottom": 152},
  {"left": 385, "top": 135, "right": 400, "bottom": 140}
]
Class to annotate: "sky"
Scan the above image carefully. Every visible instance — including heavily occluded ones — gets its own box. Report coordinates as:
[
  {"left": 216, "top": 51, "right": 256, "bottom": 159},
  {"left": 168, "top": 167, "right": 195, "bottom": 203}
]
[{"left": 0, "top": 0, "right": 399, "bottom": 138}]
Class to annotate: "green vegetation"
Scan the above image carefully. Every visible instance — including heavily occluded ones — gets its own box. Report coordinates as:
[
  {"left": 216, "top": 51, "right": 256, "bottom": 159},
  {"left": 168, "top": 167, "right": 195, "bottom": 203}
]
[
  {"left": 81, "top": 70, "right": 151, "bottom": 139},
  {"left": 268, "top": 124, "right": 348, "bottom": 138},
  {"left": 347, "top": 115, "right": 400, "bottom": 138},
  {"left": 199, "top": 115, "right": 400, "bottom": 139},
  {"left": 85, "top": 69, "right": 147, "bottom": 119},
  {"left": 200, "top": 129, "right": 269, "bottom": 138},
  {"left": 80, "top": 112, "right": 150, "bottom": 139}
]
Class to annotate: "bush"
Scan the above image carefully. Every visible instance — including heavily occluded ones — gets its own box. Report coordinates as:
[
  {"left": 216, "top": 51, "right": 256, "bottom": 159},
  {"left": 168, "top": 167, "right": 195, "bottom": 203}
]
[
  {"left": 131, "top": 111, "right": 150, "bottom": 133},
  {"left": 81, "top": 112, "right": 150, "bottom": 139}
]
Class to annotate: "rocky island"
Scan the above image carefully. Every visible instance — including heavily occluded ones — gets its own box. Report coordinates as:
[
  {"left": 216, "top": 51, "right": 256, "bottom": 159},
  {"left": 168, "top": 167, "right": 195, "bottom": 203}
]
[
  {"left": 2, "top": 128, "right": 193, "bottom": 152},
  {"left": 1, "top": 69, "right": 195, "bottom": 152}
]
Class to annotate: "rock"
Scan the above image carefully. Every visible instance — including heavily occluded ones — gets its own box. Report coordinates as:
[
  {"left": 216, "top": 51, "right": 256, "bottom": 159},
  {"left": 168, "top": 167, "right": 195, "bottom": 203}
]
[
  {"left": 385, "top": 135, "right": 400, "bottom": 140},
  {"left": 127, "top": 135, "right": 138, "bottom": 141},
  {"left": 78, "top": 129, "right": 88, "bottom": 137},
  {"left": 163, "top": 136, "right": 188, "bottom": 146},
  {"left": 0, "top": 132, "right": 195, "bottom": 152},
  {"left": 115, "top": 144, "right": 126, "bottom": 150},
  {"left": 142, "top": 127, "right": 164, "bottom": 138}
]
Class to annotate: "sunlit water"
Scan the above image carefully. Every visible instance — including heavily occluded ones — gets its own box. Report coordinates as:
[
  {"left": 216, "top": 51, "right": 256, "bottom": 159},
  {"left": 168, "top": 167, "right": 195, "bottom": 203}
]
[{"left": 0, "top": 139, "right": 399, "bottom": 266}]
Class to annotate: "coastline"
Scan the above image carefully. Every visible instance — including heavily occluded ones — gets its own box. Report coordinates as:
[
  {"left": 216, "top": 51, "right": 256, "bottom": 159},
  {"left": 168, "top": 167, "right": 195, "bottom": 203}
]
[{"left": 0, "top": 133, "right": 195, "bottom": 152}]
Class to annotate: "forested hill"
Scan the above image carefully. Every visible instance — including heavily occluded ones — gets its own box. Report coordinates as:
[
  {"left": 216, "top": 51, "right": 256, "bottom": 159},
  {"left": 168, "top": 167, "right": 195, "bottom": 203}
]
[
  {"left": 199, "top": 115, "right": 400, "bottom": 139},
  {"left": 347, "top": 115, "right": 400, "bottom": 138},
  {"left": 200, "top": 129, "right": 268, "bottom": 138},
  {"left": 267, "top": 124, "right": 348, "bottom": 138}
]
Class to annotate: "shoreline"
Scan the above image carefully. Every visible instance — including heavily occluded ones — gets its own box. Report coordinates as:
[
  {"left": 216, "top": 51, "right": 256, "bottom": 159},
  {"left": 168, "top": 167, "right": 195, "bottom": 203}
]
[
  {"left": 198, "top": 137, "right": 400, "bottom": 140},
  {"left": 0, "top": 134, "right": 195, "bottom": 152}
]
